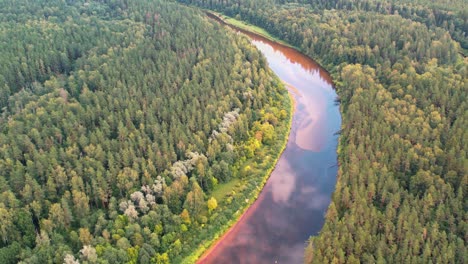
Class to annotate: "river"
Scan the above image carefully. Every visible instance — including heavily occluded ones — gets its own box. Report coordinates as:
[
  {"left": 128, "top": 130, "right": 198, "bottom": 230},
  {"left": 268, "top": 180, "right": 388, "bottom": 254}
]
[{"left": 199, "top": 18, "right": 342, "bottom": 264}]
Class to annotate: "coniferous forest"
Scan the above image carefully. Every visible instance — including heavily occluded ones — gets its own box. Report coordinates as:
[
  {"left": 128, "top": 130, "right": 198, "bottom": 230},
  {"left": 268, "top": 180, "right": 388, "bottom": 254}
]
[
  {"left": 0, "top": 0, "right": 291, "bottom": 263},
  {"left": 1, "top": 0, "right": 466, "bottom": 263}
]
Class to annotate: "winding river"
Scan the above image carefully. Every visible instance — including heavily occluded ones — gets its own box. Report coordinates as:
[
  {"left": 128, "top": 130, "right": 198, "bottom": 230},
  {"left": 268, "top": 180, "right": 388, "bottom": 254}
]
[{"left": 199, "top": 18, "right": 342, "bottom": 264}]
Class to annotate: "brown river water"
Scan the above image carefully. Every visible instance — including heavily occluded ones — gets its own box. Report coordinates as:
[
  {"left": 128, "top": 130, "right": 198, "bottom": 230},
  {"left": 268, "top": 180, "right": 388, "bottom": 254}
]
[{"left": 199, "top": 17, "right": 341, "bottom": 264}]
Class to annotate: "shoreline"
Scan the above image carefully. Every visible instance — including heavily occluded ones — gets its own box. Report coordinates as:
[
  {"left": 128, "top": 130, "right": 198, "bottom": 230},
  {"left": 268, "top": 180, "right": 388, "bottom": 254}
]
[
  {"left": 205, "top": 10, "right": 337, "bottom": 87},
  {"left": 182, "top": 78, "right": 293, "bottom": 263},
  {"left": 185, "top": 9, "right": 322, "bottom": 263},
  {"left": 196, "top": 89, "right": 297, "bottom": 263}
]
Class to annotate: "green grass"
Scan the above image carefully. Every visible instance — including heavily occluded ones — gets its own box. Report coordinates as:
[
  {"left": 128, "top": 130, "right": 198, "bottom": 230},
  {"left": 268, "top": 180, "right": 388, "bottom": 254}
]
[
  {"left": 211, "top": 178, "right": 242, "bottom": 202},
  {"left": 224, "top": 17, "right": 278, "bottom": 41},
  {"left": 207, "top": 11, "right": 295, "bottom": 48}
]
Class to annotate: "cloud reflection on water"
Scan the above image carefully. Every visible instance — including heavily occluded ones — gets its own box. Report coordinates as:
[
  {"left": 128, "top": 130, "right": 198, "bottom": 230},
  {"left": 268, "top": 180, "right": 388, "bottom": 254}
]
[{"left": 200, "top": 28, "right": 340, "bottom": 264}]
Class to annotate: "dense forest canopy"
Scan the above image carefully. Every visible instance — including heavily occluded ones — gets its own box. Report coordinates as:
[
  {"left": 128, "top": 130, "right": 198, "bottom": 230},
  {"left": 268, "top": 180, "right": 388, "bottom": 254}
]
[
  {"left": 0, "top": 0, "right": 291, "bottom": 263},
  {"left": 1, "top": 0, "right": 466, "bottom": 262},
  {"left": 182, "top": 0, "right": 468, "bottom": 53},
  {"left": 179, "top": 0, "right": 467, "bottom": 263}
]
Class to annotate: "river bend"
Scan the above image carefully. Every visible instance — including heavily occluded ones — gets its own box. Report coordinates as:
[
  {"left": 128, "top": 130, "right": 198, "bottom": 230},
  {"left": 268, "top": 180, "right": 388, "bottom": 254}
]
[{"left": 200, "top": 22, "right": 341, "bottom": 264}]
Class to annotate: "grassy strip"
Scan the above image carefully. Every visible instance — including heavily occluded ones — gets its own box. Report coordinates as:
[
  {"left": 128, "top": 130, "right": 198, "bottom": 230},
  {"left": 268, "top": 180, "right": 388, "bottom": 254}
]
[
  {"left": 182, "top": 83, "right": 293, "bottom": 264},
  {"left": 210, "top": 178, "right": 241, "bottom": 202},
  {"left": 206, "top": 10, "right": 296, "bottom": 49}
]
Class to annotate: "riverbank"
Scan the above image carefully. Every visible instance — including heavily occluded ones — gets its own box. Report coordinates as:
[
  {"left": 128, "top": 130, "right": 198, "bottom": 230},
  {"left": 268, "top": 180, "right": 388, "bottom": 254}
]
[
  {"left": 181, "top": 80, "right": 293, "bottom": 263},
  {"left": 197, "top": 90, "right": 295, "bottom": 263},
  {"left": 206, "top": 10, "right": 338, "bottom": 85},
  {"left": 205, "top": 11, "right": 295, "bottom": 49}
]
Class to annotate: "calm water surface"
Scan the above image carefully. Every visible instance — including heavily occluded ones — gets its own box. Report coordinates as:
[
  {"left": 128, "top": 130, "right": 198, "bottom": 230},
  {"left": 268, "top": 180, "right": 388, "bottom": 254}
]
[{"left": 199, "top": 23, "right": 341, "bottom": 264}]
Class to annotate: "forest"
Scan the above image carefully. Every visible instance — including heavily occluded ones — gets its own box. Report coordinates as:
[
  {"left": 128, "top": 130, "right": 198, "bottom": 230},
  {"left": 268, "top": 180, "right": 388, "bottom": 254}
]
[
  {"left": 0, "top": 0, "right": 291, "bottom": 263},
  {"left": 1, "top": 0, "right": 466, "bottom": 263},
  {"left": 178, "top": 0, "right": 467, "bottom": 263}
]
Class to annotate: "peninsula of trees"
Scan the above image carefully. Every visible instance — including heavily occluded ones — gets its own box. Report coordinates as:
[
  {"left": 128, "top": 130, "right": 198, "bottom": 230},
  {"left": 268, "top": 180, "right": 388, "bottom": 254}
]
[{"left": 0, "top": 0, "right": 291, "bottom": 262}]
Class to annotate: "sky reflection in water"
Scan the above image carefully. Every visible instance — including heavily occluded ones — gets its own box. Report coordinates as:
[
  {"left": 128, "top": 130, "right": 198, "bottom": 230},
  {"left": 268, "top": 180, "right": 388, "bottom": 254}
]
[{"left": 200, "top": 31, "right": 341, "bottom": 264}]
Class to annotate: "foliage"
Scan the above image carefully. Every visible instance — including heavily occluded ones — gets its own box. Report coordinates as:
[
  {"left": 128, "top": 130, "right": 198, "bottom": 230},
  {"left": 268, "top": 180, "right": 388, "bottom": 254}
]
[
  {"left": 207, "top": 197, "right": 218, "bottom": 212},
  {"left": 0, "top": 0, "right": 291, "bottom": 262}
]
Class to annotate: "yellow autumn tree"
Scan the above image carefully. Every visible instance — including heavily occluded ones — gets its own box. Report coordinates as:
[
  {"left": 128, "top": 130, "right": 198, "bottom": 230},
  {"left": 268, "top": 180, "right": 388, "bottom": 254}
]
[{"left": 207, "top": 197, "right": 218, "bottom": 213}]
